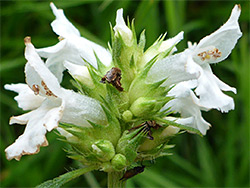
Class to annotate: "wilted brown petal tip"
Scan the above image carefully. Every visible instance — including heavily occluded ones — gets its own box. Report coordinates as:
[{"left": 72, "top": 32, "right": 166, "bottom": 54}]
[{"left": 24, "top": 36, "right": 31, "bottom": 44}]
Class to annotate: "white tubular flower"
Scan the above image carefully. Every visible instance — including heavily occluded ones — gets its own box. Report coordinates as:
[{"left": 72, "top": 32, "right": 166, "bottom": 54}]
[
  {"left": 36, "top": 3, "right": 112, "bottom": 82},
  {"left": 113, "top": 8, "right": 133, "bottom": 46},
  {"left": 164, "top": 81, "right": 211, "bottom": 135},
  {"left": 5, "top": 37, "right": 107, "bottom": 161},
  {"left": 143, "top": 31, "right": 184, "bottom": 63},
  {"left": 185, "top": 5, "right": 241, "bottom": 112}
]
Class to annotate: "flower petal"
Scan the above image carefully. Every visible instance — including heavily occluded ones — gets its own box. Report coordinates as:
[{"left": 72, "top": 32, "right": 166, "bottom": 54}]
[
  {"left": 61, "top": 89, "right": 107, "bottom": 127},
  {"left": 194, "top": 64, "right": 236, "bottom": 112},
  {"left": 26, "top": 37, "right": 107, "bottom": 127},
  {"left": 50, "top": 2, "right": 80, "bottom": 38},
  {"left": 164, "top": 81, "right": 211, "bottom": 135},
  {"left": 5, "top": 98, "right": 66, "bottom": 161},
  {"left": 24, "top": 37, "right": 62, "bottom": 98},
  {"left": 64, "top": 61, "right": 93, "bottom": 87},
  {"left": 4, "top": 83, "right": 45, "bottom": 111},
  {"left": 193, "top": 4, "right": 242, "bottom": 64},
  {"left": 37, "top": 3, "right": 112, "bottom": 82},
  {"left": 113, "top": 8, "right": 133, "bottom": 46},
  {"left": 159, "top": 31, "right": 184, "bottom": 53},
  {"left": 146, "top": 50, "right": 198, "bottom": 86}
]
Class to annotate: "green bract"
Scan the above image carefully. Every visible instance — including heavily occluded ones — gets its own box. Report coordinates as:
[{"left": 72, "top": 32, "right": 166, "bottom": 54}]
[{"left": 60, "top": 17, "right": 187, "bottom": 172}]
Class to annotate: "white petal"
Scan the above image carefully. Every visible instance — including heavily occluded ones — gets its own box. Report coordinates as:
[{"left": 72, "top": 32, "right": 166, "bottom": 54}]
[
  {"left": 5, "top": 98, "right": 67, "bottom": 161},
  {"left": 4, "top": 83, "right": 45, "bottom": 111},
  {"left": 113, "top": 9, "right": 133, "bottom": 46},
  {"left": 43, "top": 100, "right": 65, "bottom": 131},
  {"left": 194, "top": 64, "right": 236, "bottom": 112},
  {"left": 10, "top": 112, "right": 33, "bottom": 125},
  {"left": 61, "top": 89, "right": 107, "bottom": 127},
  {"left": 37, "top": 37, "right": 112, "bottom": 82},
  {"left": 165, "top": 82, "right": 211, "bottom": 135},
  {"left": 37, "top": 3, "right": 112, "bottom": 82},
  {"left": 50, "top": 2, "right": 80, "bottom": 38},
  {"left": 146, "top": 50, "right": 198, "bottom": 86},
  {"left": 193, "top": 5, "right": 242, "bottom": 64},
  {"left": 64, "top": 61, "right": 94, "bottom": 87},
  {"left": 5, "top": 107, "right": 47, "bottom": 160},
  {"left": 24, "top": 37, "right": 62, "bottom": 98},
  {"left": 159, "top": 31, "right": 184, "bottom": 53}
]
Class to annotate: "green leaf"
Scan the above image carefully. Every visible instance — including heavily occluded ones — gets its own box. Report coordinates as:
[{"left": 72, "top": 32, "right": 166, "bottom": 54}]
[{"left": 36, "top": 166, "right": 97, "bottom": 188}]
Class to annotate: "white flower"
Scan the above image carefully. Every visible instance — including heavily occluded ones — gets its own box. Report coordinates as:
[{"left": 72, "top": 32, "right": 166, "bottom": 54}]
[
  {"left": 5, "top": 37, "right": 107, "bottom": 161},
  {"left": 36, "top": 3, "right": 112, "bottom": 83},
  {"left": 149, "top": 5, "right": 241, "bottom": 135},
  {"left": 184, "top": 4, "right": 241, "bottom": 112},
  {"left": 113, "top": 9, "right": 133, "bottom": 46}
]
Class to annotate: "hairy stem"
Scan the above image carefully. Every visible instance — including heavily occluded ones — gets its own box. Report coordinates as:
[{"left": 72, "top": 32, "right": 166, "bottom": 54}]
[{"left": 107, "top": 171, "right": 126, "bottom": 188}]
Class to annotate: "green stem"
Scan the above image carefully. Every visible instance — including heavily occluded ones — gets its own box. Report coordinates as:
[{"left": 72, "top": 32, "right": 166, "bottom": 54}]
[{"left": 107, "top": 171, "right": 126, "bottom": 188}]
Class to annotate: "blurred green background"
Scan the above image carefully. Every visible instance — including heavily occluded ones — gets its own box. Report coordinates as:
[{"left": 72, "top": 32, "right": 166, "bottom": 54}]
[{"left": 0, "top": 0, "right": 249, "bottom": 187}]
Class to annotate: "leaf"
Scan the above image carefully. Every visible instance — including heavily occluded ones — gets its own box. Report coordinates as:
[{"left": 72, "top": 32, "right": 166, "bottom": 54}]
[{"left": 36, "top": 166, "right": 96, "bottom": 188}]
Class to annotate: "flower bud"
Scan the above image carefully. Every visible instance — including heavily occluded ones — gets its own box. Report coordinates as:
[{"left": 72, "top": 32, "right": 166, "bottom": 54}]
[
  {"left": 113, "top": 9, "right": 133, "bottom": 46},
  {"left": 130, "top": 97, "right": 156, "bottom": 117},
  {"left": 122, "top": 110, "right": 133, "bottom": 122},
  {"left": 64, "top": 61, "right": 94, "bottom": 88},
  {"left": 111, "top": 154, "right": 127, "bottom": 171},
  {"left": 92, "top": 140, "right": 115, "bottom": 162}
]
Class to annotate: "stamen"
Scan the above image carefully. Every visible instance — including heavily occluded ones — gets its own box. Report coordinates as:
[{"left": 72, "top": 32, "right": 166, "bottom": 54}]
[
  {"left": 32, "top": 84, "right": 40, "bottom": 95},
  {"left": 41, "top": 81, "right": 57, "bottom": 97},
  {"left": 197, "top": 48, "right": 222, "bottom": 61}
]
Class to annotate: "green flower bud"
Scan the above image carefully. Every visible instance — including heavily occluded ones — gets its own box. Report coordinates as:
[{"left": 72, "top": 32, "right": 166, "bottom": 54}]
[
  {"left": 130, "top": 97, "right": 156, "bottom": 117},
  {"left": 122, "top": 110, "right": 133, "bottom": 122},
  {"left": 111, "top": 154, "right": 127, "bottom": 171},
  {"left": 92, "top": 140, "right": 115, "bottom": 162}
]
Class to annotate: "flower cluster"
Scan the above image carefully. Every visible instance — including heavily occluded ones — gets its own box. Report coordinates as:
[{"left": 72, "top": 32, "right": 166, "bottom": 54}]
[{"left": 5, "top": 3, "right": 241, "bottom": 176}]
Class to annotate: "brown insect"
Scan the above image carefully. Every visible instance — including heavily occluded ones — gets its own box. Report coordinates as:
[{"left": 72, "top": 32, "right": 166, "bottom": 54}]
[
  {"left": 100, "top": 67, "right": 124, "bottom": 91},
  {"left": 128, "top": 120, "right": 162, "bottom": 140},
  {"left": 120, "top": 165, "right": 145, "bottom": 181}
]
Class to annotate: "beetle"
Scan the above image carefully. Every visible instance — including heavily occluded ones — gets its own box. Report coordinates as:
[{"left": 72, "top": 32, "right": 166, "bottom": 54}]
[
  {"left": 100, "top": 67, "right": 124, "bottom": 91},
  {"left": 120, "top": 165, "right": 145, "bottom": 181}
]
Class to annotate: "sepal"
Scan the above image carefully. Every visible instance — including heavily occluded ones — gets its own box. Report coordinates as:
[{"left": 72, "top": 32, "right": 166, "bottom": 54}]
[{"left": 116, "top": 127, "right": 147, "bottom": 164}]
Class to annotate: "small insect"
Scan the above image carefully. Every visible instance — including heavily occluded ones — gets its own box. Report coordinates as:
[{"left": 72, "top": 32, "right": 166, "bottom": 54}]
[
  {"left": 128, "top": 120, "right": 162, "bottom": 140},
  {"left": 100, "top": 67, "right": 124, "bottom": 91},
  {"left": 120, "top": 165, "right": 145, "bottom": 181}
]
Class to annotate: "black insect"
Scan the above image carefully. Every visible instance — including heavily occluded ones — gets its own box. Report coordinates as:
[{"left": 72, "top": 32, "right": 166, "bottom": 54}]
[
  {"left": 128, "top": 120, "right": 162, "bottom": 140},
  {"left": 120, "top": 165, "right": 145, "bottom": 181},
  {"left": 100, "top": 67, "right": 124, "bottom": 91}
]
